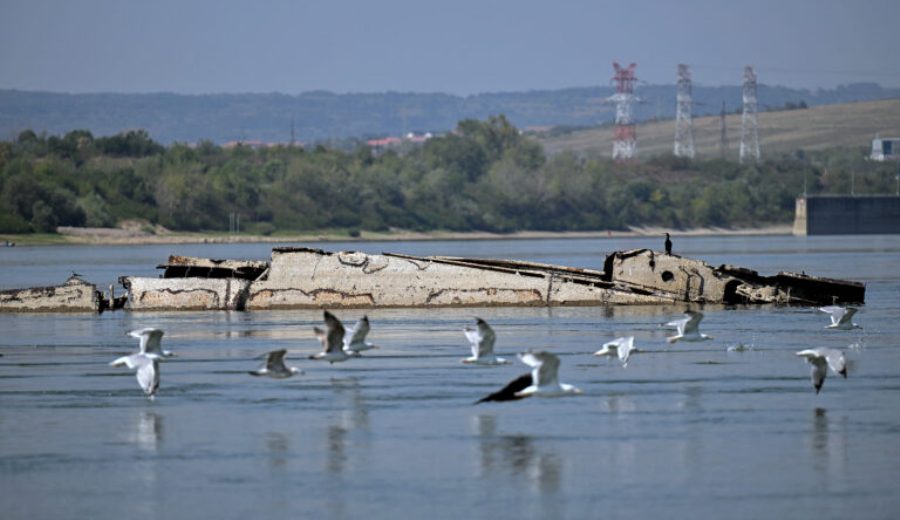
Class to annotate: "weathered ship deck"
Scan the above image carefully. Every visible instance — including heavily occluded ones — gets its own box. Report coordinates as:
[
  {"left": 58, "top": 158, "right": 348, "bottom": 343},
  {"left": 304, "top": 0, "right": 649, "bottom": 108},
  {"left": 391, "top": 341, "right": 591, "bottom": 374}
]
[
  {"left": 117, "top": 247, "right": 865, "bottom": 311},
  {"left": 0, "top": 247, "right": 865, "bottom": 312}
]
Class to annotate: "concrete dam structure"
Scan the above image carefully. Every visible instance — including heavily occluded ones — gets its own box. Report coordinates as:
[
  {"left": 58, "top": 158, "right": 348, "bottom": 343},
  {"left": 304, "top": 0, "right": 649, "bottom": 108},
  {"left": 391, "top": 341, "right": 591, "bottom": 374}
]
[{"left": 794, "top": 195, "right": 900, "bottom": 235}]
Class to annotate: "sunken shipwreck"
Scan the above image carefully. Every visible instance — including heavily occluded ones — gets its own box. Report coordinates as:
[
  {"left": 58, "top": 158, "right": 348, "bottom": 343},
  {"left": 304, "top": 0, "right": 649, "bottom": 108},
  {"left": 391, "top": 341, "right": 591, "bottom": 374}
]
[{"left": 0, "top": 247, "right": 865, "bottom": 313}]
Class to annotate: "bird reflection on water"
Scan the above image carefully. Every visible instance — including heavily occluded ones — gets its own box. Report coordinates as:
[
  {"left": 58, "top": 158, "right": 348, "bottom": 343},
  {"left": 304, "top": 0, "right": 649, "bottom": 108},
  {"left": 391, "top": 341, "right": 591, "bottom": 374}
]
[
  {"left": 810, "top": 407, "right": 849, "bottom": 478},
  {"left": 266, "top": 432, "right": 290, "bottom": 469},
  {"left": 265, "top": 432, "right": 291, "bottom": 517},
  {"left": 129, "top": 410, "right": 163, "bottom": 452},
  {"left": 325, "top": 378, "right": 372, "bottom": 474},
  {"left": 472, "top": 414, "right": 562, "bottom": 495},
  {"left": 324, "top": 377, "right": 372, "bottom": 520}
]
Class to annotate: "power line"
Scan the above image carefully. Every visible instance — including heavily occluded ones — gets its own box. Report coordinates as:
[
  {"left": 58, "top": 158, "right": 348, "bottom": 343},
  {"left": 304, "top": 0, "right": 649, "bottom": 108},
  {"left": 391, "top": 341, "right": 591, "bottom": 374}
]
[{"left": 690, "top": 63, "right": 900, "bottom": 81}]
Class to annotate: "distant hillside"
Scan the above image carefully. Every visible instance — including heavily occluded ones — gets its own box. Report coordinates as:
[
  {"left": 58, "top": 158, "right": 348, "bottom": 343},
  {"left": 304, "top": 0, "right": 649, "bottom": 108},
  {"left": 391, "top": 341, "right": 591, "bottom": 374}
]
[
  {"left": 2, "top": 83, "right": 899, "bottom": 144},
  {"left": 537, "top": 98, "right": 900, "bottom": 159}
]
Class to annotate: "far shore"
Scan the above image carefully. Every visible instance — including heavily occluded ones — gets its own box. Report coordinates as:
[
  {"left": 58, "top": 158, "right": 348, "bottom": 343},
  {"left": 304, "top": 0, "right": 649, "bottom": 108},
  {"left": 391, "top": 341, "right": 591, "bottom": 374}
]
[{"left": 1, "top": 224, "right": 794, "bottom": 247}]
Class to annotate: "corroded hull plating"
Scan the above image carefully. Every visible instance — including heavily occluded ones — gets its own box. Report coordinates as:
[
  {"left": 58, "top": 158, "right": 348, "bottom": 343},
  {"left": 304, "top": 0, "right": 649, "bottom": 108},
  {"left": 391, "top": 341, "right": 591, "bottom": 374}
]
[
  {"left": 1, "top": 247, "right": 865, "bottom": 312},
  {"left": 124, "top": 248, "right": 674, "bottom": 311},
  {"left": 0, "top": 276, "right": 99, "bottom": 312},
  {"left": 119, "top": 247, "right": 864, "bottom": 311}
]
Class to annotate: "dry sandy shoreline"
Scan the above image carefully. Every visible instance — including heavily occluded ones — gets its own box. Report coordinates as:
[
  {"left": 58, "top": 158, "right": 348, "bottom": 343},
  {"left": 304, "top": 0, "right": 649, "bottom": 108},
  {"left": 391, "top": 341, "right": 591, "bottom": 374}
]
[{"left": 3, "top": 224, "right": 794, "bottom": 246}]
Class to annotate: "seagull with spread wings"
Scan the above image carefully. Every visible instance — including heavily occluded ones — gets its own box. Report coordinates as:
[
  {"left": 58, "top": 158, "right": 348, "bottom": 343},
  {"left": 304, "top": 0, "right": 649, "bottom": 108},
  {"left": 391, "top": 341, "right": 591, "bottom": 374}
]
[
  {"left": 309, "top": 311, "right": 354, "bottom": 364},
  {"left": 594, "top": 336, "right": 636, "bottom": 367},
  {"left": 462, "top": 318, "right": 509, "bottom": 365},
  {"left": 476, "top": 350, "right": 581, "bottom": 403},
  {"left": 664, "top": 310, "right": 713, "bottom": 344},
  {"left": 343, "top": 315, "right": 378, "bottom": 355},
  {"left": 110, "top": 328, "right": 172, "bottom": 399},
  {"left": 796, "top": 347, "right": 847, "bottom": 394},
  {"left": 818, "top": 306, "right": 862, "bottom": 330},
  {"left": 250, "top": 349, "right": 303, "bottom": 378}
]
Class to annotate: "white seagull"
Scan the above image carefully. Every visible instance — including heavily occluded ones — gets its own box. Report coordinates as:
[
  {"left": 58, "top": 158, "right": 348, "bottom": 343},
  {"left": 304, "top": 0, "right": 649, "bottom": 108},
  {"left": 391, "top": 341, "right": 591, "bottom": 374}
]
[
  {"left": 249, "top": 349, "right": 303, "bottom": 378},
  {"left": 128, "top": 328, "right": 176, "bottom": 358},
  {"left": 110, "top": 328, "right": 173, "bottom": 399},
  {"left": 343, "top": 315, "right": 378, "bottom": 355},
  {"left": 462, "top": 318, "right": 509, "bottom": 365},
  {"left": 476, "top": 350, "right": 581, "bottom": 403},
  {"left": 796, "top": 347, "right": 848, "bottom": 394},
  {"left": 818, "top": 306, "right": 862, "bottom": 330},
  {"left": 594, "top": 336, "right": 636, "bottom": 367},
  {"left": 664, "top": 310, "right": 713, "bottom": 344},
  {"left": 309, "top": 310, "right": 354, "bottom": 364},
  {"left": 110, "top": 352, "right": 161, "bottom": 399}
]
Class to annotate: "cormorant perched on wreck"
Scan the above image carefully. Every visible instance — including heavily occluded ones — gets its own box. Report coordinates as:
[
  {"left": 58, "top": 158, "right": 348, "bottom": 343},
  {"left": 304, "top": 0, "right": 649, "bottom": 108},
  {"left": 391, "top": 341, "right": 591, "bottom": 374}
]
[{"left": 664, "top": 233, "right": 672, "bottom": 255}]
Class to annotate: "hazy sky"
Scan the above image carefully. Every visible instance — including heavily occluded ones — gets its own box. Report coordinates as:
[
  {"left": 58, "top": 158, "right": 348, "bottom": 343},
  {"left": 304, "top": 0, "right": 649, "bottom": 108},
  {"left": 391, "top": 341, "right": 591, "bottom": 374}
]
[{"left": 2, "top": 0, "right": 898, "bottom": 95}]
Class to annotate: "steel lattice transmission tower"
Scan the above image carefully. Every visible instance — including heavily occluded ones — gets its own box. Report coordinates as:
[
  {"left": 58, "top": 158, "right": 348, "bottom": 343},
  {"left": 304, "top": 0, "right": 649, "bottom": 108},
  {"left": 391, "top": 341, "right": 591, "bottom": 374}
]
[
  {"left": 740, "top": 65, "right": 760, "bottom": 163},
  {"left": 674, "top": 64, "right": 695, "bottom": 158},
  {"left": 718, "top": 101, "right": 729, "bottom": 158},
  {"left": 610, "top": 62, "right": 638, "bottom": 160}
]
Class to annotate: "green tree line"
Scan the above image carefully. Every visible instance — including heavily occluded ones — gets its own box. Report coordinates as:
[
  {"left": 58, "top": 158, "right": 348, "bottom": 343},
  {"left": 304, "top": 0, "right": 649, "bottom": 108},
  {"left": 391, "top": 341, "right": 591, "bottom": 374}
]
[{"left": 1, "top": 117, "right": 897, "bottom": 235}]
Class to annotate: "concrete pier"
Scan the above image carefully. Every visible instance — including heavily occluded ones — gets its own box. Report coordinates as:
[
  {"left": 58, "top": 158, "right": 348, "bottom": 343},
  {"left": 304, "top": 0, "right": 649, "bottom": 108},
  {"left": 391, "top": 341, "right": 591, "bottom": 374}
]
[{"left": 794, "top": 195, "right": 900, "bottom": 235}]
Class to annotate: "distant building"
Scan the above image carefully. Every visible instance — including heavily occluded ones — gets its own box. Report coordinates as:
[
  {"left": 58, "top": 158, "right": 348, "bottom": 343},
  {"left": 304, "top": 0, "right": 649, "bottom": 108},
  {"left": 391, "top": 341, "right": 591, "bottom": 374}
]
[
  {"left": 366, "top": 132, "right": 433, "bottom": 151},
  {"left": 366, "top": 136, "right": 403, "bottom": 148},
  {"left": 871, "top": 136, "right": 900, "bottom": 161}
]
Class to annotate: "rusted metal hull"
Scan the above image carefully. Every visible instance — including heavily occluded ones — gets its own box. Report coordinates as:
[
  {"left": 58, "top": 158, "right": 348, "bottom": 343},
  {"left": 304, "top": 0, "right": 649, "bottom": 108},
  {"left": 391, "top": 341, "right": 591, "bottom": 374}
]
[
  {"left": 2, "top": 247, "right": 865, "bottom": 312},
  {"left": 242, "top": 248, "right": 671, "bottom": 310},
  {"left": 606, "top": 249, "right": 865, "bottom": 305},
  {"left": 122, "top": 248, "right": 675, "bottom": 311},
  {"left": 122, "top": 277, "right": 252, "bottom": 311}
]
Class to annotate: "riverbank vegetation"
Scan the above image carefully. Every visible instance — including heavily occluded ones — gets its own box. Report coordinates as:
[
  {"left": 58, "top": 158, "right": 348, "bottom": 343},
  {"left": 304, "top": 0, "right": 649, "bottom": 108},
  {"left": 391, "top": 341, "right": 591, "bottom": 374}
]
[{"left": 1, "top": 117, "right": 897, "bottom": 236}]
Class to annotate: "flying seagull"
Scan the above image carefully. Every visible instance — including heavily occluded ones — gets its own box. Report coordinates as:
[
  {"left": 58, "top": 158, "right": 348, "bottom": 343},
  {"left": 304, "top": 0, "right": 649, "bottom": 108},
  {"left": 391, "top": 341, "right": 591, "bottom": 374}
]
[
  {"left": 664, "top": 233, "right": 672, "bottom": 255},
  {"left": 796, "top": 347, "right": 847, "bottom": 394},
  {"left": 309, "top": 310, "right": 354, "bottom": 364},
  {"left": 664, "top": 310, "right": 713, "bottom": 344},
  {"left": 343, "top": 315, "right": 378, "bottom": 355},
  {"left": 818, "top": 306, "right": 861, "bottom": 330},
  {"left": 128, "top": 328, "right": 176, "bottom": 358},
  {"left": 110, "top": 328, "right": 173, "bottom": 399},
  {"left": 249, "top": 349, "right": 303, "bottom": 378},
  {"left": 110, "top": 353, "right": 160, "bottom": 399},
  {"left": 593, "top": 336, "right": 636, "bottom": 367},
  {"left": 462, "top": 318, "right": 510, "bottom": 365},
  {"left": 476, "top": 350, "right": 581, "bottom": 403}
]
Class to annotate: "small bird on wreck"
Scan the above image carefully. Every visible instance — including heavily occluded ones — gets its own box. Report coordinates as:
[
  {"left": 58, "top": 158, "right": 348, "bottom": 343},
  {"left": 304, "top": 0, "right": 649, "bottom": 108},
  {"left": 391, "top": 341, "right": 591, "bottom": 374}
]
[
  {"left": 249, "top": 349, "right": 303, "bottom": 378},
  {"left": 663, "top": 310, "right": 713, "bottom": 344},
  {"left": 343, "top": 315, "right": 379, "bottom": 355},
  {"left": 475, "top": 350, "right": 581, "bottom": 403},
  {"left": 309, "top": 310, "right": 354, "bottom": 364},
  {"left": 462, "top": 318, "right": 509, "bottom": 365},
  {"left": 110, "top": 328, "right": 173, "bottom": 399},
  {"left": 818, "top": 305, "right": 862, "bottom": 330},
  {"left": 796, "top": 347, "right": 847, "bottom": 394},
  {"left": 664, "top": 233, "right": 673, "bottom": 255},
  {"left": 593, "top": 336, "right": 637, "bottom": 367}
]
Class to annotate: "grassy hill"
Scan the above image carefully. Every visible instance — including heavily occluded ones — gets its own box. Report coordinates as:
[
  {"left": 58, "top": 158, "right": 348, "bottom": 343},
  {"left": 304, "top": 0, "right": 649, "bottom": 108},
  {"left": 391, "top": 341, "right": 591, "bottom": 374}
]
[{"left": 537, "top": 98, "right": 900, "bottom": 159}]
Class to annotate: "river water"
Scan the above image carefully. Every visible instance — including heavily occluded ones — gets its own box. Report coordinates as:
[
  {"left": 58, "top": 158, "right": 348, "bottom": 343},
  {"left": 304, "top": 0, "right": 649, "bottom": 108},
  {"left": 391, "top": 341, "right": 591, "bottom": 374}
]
[{"left": 1, "top": 234, "right": 899, "bottom": 519}]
